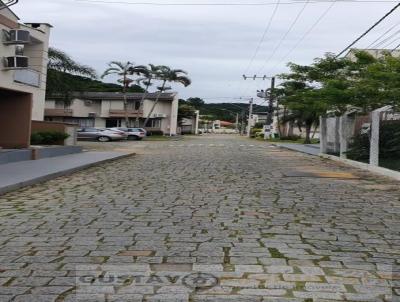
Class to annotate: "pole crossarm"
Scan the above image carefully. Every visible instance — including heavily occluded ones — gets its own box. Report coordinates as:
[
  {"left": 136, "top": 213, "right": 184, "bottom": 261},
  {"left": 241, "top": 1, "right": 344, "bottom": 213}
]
[{"left": 242, "top": 75, "right": 273, "bottom": 80}]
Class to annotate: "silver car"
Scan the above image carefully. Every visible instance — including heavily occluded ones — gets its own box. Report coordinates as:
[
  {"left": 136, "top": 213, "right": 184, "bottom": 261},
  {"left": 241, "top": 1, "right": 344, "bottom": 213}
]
[
  {"left": 109, "top": 127, "right": 147, "bottom": 140},
  {"left": 77, "top": 128, "right": 126, "bottom": 142}
]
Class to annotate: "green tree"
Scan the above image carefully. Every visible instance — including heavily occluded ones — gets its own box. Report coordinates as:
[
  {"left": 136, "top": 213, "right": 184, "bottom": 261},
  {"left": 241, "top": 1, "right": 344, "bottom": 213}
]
[
  {"left": 178, "top": 103, "right": 197, "bottom": 126},
  {"left": 144, "top": 67, "right": 191, "bottom": 128},
  {"left": 101, "top": 61, "right": 147, "bottom": 127},
  {"left": 135, "top": 64, "right": 169, "bottom": 127},
  {"left": 47, "top": 47, "right": 97, "bottom": 102},
  {"left": 187, "top": 97, "right": 205, "bottom": 109}
]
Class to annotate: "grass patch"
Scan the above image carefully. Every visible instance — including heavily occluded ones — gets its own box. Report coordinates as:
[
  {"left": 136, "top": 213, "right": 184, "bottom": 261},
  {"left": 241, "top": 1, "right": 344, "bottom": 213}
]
[{"left": 269, "top": 248, "right": 286, "bottom": 259}]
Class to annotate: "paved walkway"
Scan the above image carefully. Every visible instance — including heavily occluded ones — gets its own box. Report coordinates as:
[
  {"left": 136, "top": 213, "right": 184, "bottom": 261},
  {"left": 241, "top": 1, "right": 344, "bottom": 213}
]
[
  {"left": 0, "top": 135, "right": 399, "bottom": 302},
  {"left": 275, "top": 143, "right": 321, "bottom": 156},
  {"left": 0, "top": 151, "right": 132, "bottom": 195}
]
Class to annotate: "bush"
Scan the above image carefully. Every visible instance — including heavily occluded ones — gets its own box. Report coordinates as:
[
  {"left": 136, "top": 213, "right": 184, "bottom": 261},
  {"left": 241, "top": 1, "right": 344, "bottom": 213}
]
[
  {"left": 147, "top": 130, "right": 164, "bottom": 136},
  {"left": 30, "top": 131, "right": 69, "bottom": 145},
  {"left": 280, "top": 135, "right": 301, "bottom": 141},
  {"left": 250, "top": 128, "right": 262, "bottom": 138},
  {"left": 347, "top": 121, "right": 400, "bottom": 161}
]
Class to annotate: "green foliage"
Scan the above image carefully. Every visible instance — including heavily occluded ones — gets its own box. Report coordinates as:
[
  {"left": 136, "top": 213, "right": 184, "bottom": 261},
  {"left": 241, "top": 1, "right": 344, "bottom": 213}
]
[
  {"left": 178, "top": 103, "right": 197, "bottom": 125},
  {"left": 46, "top": 70, "right": 144, "bottom": 99},
  {"left": 280, "top": 135, "right": 302, "bottom": 141},
  {"left": 347, "top": 121, "right": 400, "bottom": 161},
  {"left": 31, "top": 132, "right": 70, "bottom": 145}
]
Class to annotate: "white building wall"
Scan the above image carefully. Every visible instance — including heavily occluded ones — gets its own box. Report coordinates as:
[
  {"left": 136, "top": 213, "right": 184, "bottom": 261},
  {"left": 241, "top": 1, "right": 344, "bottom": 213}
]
[{"left": 0, "top": 9, "right": 51, "bottom": 121}]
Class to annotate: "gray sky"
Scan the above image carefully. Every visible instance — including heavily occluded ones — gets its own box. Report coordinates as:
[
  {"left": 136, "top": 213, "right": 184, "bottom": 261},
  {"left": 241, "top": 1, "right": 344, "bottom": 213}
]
[{"left": 13, "top": 0, "right": 400, "bottom": 103}]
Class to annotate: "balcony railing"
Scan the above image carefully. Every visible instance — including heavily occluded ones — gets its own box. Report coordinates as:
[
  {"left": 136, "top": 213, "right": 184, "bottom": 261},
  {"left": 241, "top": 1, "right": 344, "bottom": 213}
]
[
  {"left": 13, "top": 68, "right": 40, "bottom": 87},
  {"left": 109, "top": 109, "right": 143, "bottom": 118},
  {"left": 44, "top": 108, "right": 73, "bottom": 117}
]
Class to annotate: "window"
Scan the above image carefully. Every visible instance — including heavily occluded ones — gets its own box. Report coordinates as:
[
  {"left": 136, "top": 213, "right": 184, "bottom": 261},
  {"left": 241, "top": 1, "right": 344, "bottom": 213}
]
[
  {"left": 151, "top": 119, "right": 161, "bottom": 128},
  {"left": 55, "top": 101, "right": 69, "bottom": 109}
]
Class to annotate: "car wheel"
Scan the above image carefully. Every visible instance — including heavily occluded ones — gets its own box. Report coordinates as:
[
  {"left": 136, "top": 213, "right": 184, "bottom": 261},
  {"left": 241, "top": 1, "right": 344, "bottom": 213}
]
[{"left": 97, "top": 136, "right": 111, "bottom": 142}]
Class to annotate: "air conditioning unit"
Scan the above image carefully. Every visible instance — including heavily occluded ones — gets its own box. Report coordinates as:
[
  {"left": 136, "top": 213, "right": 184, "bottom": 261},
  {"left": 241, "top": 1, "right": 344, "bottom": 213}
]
[
  {"left": 3, "top": 29, "right": 31, "bottom": 44},
  {"left": 3, "top": 56, "right": 28, "bottom": 69},
  {"left": 153, "top": 113, "right": 167, "bottom": 118},
  {"left": 88, "top": 112, "right": 96, "bottom": 118},
  {"left": 84, "top": 100, "right": 93, "bottom": 106}
]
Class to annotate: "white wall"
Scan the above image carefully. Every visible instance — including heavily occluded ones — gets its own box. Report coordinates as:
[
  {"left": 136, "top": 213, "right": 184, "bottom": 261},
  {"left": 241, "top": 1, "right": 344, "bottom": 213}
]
[{"left": 0, "top": 9, "right": 51, "bottom": 121}]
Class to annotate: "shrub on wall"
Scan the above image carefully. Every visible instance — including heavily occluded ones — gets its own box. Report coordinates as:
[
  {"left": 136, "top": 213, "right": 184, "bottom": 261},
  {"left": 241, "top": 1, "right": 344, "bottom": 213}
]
[
  {"left": 31, "top": 131, "right": 69, "bottom": 145},
  {"left": 347, "top": 121, "right": 400, "bottom": 161}
]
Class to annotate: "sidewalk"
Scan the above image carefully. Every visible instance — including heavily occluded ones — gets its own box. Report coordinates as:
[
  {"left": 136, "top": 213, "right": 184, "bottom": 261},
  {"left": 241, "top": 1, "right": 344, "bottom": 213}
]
[
  {"left": 274, "top": 143, "right": 320, "bottom": 156},
  {"left": 0, "top": 151, "right": 133, "bottom": 195}
]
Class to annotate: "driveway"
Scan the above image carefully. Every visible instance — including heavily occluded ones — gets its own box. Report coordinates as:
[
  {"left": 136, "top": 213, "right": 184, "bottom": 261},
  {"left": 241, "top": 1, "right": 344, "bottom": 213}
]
[{"left": 0, "top": 135, "right": 399, "bottom": 301}]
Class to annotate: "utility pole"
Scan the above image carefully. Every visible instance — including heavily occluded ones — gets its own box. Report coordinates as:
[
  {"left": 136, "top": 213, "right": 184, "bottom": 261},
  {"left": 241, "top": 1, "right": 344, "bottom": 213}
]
[
  {"left": 235, "top": 113, "right": 239, "bottom": 133},
  {"left": 194, "top": 110, "right": 200, "bottom": 135},
  {"left": 247, "top": 98, "right": 254, "bottom": 138},
  {"left": 267, "top": 76, "right": 275, "bottom": 125}
]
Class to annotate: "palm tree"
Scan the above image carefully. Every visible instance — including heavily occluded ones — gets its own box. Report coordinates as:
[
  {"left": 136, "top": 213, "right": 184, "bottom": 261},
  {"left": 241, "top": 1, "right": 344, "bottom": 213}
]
[
  {"left": 47, "top": 47, "right": 97, "bottom": 104},
  {"left": 143, "top": 67, "right": 191, "bottom": 129},
  {"left": 48, "top": 47, "right": 97, "bottom": 78},
  {"left": 134, "top": 64, "right": 168, "bottom": 127},
  {"left": 101, "top": 61, "right": 146, "bottom": 127}
]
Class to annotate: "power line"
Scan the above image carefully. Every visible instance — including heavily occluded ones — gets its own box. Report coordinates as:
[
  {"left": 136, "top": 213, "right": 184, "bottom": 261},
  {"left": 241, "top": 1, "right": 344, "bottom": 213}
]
[
  {"left": 372, "top": 28, "right": 400, "bottom": 48},
  {"left": 255, "top": 0, "right": 310, "bottom": 75},
  {"left": 381, "top": 35, "right": 400, "bottom": 48},
  {"left": 267, "top": 0, "right": 337, "bottom": 75},
  {"left": 392, "top": 42, "right": 400, "bottom": 51},
  {"left": 366, "top": 20, "right": 400, "bottom": 48},
  {"left": 336, "top": 2, "right": 400, "bottom": 57},
  {"left": 242, "top": 0, "right": 281, "bottom": 75}
]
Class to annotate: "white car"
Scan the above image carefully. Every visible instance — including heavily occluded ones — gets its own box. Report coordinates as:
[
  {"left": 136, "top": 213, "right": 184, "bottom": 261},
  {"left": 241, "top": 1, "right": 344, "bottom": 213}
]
[{"left": 109, "top": 128, "right": 147, "bottom": 141}]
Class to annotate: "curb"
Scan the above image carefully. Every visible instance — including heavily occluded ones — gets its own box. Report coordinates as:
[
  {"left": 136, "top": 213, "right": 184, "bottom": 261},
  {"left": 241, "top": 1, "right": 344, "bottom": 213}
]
[
  {"left": 272, "top": 143, "right": 320, "bottom": 156},
  {"left": 320, "top": 154, "right": 400, "bottom": 181},
  {"left": 0, "top": 152, "right": 135, "bottom": 196}
]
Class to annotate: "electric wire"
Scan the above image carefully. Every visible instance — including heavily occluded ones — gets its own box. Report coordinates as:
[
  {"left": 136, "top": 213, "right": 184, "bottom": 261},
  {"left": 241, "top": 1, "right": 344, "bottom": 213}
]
[
  {"left": 266, "top": 0, "right": 337, "bottom": 75},
  {"left": 336, "top": 2, "right": 400, "bottom": 57}
]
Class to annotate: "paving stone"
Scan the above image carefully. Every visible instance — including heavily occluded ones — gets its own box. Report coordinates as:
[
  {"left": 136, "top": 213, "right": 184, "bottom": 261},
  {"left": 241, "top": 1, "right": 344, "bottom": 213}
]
[
  {"left": 238, "top": 289, "right": 287, "bottom": 296},
  {"left": 0, "top": 136, "right": 399, "bottom": 300}
]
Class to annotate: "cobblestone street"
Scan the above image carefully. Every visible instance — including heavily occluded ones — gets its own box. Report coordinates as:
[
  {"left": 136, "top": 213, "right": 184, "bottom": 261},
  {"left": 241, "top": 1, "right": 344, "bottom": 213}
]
[{"left": 0, "top": 135, "right": 399, "bottom": 302}]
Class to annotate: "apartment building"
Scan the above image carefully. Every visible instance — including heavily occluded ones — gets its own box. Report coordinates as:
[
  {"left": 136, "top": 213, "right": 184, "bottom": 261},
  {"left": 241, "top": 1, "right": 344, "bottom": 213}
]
[
  {"left": 0, "top": 1, "right": 51, "bottom": 148},
  {"left": 45, "top": 92, "right": 179, "bottom": 135}
]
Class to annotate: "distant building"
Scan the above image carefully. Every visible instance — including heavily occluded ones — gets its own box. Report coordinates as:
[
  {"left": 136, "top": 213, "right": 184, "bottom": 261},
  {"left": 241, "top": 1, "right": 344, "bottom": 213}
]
[
  {"left": 45, "top": 92, "right": 179, "bottom": 135},
  {"left": 0, "top": 1, "right": 52, "bottom": 148}
]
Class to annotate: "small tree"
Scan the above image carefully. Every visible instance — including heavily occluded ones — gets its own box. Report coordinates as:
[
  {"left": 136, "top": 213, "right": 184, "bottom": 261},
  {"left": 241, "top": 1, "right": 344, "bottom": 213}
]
[
  {"left": 102, "top": 61, "right": 147, "bottom": 127},
  {"left": 134, "top": 64, "right": 168, "bottom": 127},
  {"left": 143, "top": 67, "right": 191, "bottom": 128}
]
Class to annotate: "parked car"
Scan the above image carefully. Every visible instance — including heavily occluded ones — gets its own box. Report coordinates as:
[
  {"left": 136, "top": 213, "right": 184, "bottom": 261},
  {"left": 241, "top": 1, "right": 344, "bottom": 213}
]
[
  {"left": 77, "top": 128, "right": 126, "bottom": 142},
  {"left": 109, "top": 127, "right": 147, "bottom": 140}
]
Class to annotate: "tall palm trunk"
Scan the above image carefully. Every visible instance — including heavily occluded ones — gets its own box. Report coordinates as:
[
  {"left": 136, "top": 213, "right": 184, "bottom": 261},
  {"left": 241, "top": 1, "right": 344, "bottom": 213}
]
[
  {"left": 123, "top": 75, "right": 129, "bottom": 128},
  {"left": 144, "top": 80, "right": 166, "bottom": 127},
  {"left": 135, "top": 80, "right": 151, "bottom": 127}
]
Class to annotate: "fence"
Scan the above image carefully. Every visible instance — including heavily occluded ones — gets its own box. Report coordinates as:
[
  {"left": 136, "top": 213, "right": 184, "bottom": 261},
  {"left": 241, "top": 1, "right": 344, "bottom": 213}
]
[{"left": 320, "top": 106, "right": 400, "bottom": 172}]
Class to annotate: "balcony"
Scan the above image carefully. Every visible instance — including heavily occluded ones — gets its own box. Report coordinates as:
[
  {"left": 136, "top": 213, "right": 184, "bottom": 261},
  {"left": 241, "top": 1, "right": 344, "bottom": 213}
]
[
  {"left": 109, "top": 109, "right": 143, "bottom": 118},
  {"left": 13, "top": 69, "right": 40, "bottom": 87},
  {"left": 44, "top": 108, "right": 73, "bottom": 117}
]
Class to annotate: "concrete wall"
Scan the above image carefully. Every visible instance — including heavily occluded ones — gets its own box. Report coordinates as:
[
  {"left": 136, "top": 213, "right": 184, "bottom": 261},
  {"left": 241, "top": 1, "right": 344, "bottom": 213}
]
[
  {"left": 0, "top": 90, "right": 32, "bottom": 148},
  {"left": 0, "top": 8, "right": 51, "bottom": 121},
  {"left": 31, "top": 120, "right": 78, "bottom": 146}
]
